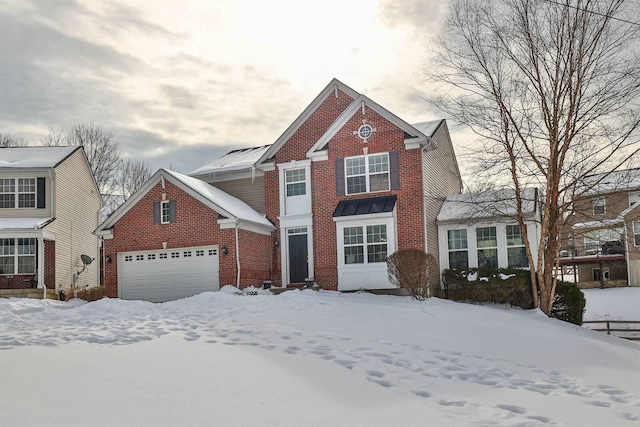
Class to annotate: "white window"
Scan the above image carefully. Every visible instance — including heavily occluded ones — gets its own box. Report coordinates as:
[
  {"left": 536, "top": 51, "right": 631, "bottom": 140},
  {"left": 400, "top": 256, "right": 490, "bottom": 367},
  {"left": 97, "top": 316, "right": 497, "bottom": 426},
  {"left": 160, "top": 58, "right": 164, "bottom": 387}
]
[
  {"left": 476, "top": 227, "right": 498, "bottom": 269},
  {"left": 593, "top": 197, "right": 606, "bottom": 215},
  {"left": 584, "top": 228, "right": 623, "bottom": 254},
  {"left": 447, "top": 229, "right": 468, "bottom": 270},
  {"left": 285, "top": 169, "right": 306, "bottom": 196},
  {"left": 343, "top": 224, "right": 388, "bottom": 265},
  {"left": 345, "top": 153, "right": 389, "bottom": 195},
  {"left": 630, "top": 191, "right": 640, "bottom": 207},
  {"left": 0, "top": 178, "right": 36, "bottom": 209},
  {"left": 634, "top": 221, "right": 640, "bottom": 246},
  {"left": 506, "top": 225, "right": 529, "bottom": 268},
  {"left": 161, "top": 200, "right": 170, "bottom": 224},
  {"left": 0, "top": 238, "right": 36, "bottom": 275}
]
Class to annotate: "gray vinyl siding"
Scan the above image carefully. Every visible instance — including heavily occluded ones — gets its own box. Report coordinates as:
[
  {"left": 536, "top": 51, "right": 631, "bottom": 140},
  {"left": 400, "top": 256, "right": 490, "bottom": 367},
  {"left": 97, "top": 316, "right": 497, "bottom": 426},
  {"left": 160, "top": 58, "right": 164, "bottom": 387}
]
[
  {"left": 44, "top": 149, "right": 101, "bottom": 289},
  {"left": 422, "top": 122, "right": 463, "bottom": 267},
  {"left": 212, "top": 176, "right": 266, "bottom": 213},
  {"left": 0, "top": 171, "right": 52, "bottom": 218}
]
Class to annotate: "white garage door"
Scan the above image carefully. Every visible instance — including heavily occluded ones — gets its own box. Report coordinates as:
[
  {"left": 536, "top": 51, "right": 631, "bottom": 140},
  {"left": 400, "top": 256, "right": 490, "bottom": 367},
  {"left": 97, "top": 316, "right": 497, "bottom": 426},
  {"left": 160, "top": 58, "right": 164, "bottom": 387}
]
[{"left": 118, "top": 246, "right": 220, "bottom": 302}]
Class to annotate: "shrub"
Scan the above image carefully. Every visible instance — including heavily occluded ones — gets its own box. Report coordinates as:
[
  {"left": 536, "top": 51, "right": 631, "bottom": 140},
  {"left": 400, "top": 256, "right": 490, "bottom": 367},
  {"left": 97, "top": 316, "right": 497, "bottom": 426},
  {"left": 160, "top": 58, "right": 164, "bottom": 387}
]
[
  {"left": 387, "top": 249, "right": 439, "bottom": 301},
  {"left": 62, "top": 286, "right": 106, "bottom": 302},
  {"left": 551, "top": 281, "right": 585, "bottom": 325},
  {"left": 442, "top": 268, "right": 534, "bottom": 309}
]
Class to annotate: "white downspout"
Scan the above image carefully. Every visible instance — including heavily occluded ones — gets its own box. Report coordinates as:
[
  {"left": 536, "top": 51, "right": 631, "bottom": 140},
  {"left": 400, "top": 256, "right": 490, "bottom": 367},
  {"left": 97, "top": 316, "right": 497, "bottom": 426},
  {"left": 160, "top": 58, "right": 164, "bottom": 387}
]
[
  {"left": 624, "top": 224, "right": 631, "bottom": 287},
  {"left": 235, "top": 222, "right": 241, "bottom": 289}
]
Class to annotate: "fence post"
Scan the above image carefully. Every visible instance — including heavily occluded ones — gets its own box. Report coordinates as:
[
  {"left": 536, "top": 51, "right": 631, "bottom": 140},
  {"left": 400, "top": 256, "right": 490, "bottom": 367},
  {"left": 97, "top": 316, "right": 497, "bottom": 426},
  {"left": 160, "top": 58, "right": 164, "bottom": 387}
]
[{"left": 606, "top": 320, "right": 611, "bottom": 335}]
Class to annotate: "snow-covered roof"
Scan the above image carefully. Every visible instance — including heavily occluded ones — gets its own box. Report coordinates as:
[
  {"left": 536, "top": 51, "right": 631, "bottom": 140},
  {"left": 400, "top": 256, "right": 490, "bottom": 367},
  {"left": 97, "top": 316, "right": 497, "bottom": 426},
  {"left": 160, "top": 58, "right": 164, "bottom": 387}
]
[
  {"left": 0, "top": 146, "right": 79, "bottom": 169},
  {"left": 0, "top": 217, "right": 54, "bottom": 230},
  {"left": 410, "top": 120, "right": 442, "bottom": 137},
  {"left": 437, "top": 188, "right": 538, "bottom": 222},
  {"left": 580, "top": 168, "right": 640, "bottom": 196},
  {"left": 572, "top": 201, "right": 640, "bottom": 230},
  {"left": 190, "top": 145, "right": 271, "bottom": 177},
  {"left": 164, "top": 169, "right": 273, "bottom": 228}
]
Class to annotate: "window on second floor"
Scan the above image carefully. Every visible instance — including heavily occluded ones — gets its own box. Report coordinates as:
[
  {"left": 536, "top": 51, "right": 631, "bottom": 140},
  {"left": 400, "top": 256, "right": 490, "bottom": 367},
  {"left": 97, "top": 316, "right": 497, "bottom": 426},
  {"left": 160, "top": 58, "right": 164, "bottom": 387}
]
[
  {"left": 345, "top": 153, "right": 389, "bottom": 195},
  {"left": 285, "top": 168, "right": 306, "bottom": 196},
  {"left": 634, "top": 221, "right": 640, "bottom": 247},
  {"left": 153, "top": 200, "right": 176, "bottom": 224},
  {"left": 593, "top": 197, "right": 606, "bottom": 215},
  {"left": 630, "top": 191, "right": 640, "bottom": 207},
  {"left": 0, "top": 178, "right": 37, "bottom": 209}
]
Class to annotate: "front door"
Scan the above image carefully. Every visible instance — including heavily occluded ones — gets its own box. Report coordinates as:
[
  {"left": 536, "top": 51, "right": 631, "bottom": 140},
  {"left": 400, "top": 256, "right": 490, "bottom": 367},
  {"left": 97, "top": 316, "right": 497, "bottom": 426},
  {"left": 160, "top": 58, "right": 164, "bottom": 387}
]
[{"left": 288, "top": 231, "right": 308, "bottom": 284}]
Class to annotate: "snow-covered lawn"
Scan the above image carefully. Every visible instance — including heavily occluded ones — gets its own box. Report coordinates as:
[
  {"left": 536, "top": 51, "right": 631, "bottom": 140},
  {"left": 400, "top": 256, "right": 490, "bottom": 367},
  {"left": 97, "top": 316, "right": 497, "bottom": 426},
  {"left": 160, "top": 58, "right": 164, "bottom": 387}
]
[{"left": 1, "top": 288, "right": 639, "bottom": 426}]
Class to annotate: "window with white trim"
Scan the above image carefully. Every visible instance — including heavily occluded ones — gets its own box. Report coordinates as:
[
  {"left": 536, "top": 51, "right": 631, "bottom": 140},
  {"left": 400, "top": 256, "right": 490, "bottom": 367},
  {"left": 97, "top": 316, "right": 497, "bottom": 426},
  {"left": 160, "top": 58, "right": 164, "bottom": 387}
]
[
  {"left": 630, "top": 191, "right": 640, "bottom": 207},
  {"left": 0, "top": 238, "right": 36, "bottom": 275},
  {"left": 161, "top": 200, "right": 170, "bottom": 224},
  {"left": 343, "top": 224, "right": 388, "bottom": 265},
  {"left": 0, "top": 178, "right": 36, "bottom": 209},
  {"left": 476, "top": 227, "right": 498, "bottom": 269},
  {"left": 345, "top": 153, "right": 389, "bottom": 195},
  {"left": 634, "top": 221, "right": 640, "bottom": 246},
  {"left": 285, "top": 169, "right": 306, "bottom": 196},
  {"left": 506, "top": 225, "right": 529, "bottom": 268},
  {"left": 593, "top": 197, "right": 606, "bottom": 215},
  {"left": 447, "top": 229, "right": 468, "bottom": 270}
]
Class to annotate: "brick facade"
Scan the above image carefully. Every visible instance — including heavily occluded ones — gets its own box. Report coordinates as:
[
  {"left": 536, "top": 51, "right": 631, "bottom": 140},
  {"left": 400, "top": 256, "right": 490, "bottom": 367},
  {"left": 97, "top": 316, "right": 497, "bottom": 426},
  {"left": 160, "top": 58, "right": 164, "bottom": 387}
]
[
  {"left": 103, "top": 180, "right": 271, "bottom": 298},
  {"left": 265, "top": 89, "right": 426, "bottom": 290}
]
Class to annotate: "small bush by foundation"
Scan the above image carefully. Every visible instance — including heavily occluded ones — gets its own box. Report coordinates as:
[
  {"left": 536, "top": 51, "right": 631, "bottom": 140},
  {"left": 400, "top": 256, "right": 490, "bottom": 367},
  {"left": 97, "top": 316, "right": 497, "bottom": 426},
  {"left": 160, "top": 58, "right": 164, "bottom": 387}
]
[{"left": 387, "top": 250, "right": 439, "bottom": 301}]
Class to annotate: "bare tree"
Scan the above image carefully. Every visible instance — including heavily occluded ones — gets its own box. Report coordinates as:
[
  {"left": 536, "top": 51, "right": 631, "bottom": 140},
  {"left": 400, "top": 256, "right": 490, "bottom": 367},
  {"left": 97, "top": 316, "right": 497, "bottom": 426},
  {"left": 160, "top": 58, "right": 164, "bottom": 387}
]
[
  {"left": 0, "top": 133, "right": 25, "bottom": 147},
  {"left": 66, "top": 123, "right": 122, "bottom": 195},
  {"left": 119, "top": 158, "right": 153, "bottom": 198},
  {"left": 427, "top": 0, "right": 640, "bottom": 314},
  {"left": 40, "top": 126, "right": 66, "bottom": 147}
]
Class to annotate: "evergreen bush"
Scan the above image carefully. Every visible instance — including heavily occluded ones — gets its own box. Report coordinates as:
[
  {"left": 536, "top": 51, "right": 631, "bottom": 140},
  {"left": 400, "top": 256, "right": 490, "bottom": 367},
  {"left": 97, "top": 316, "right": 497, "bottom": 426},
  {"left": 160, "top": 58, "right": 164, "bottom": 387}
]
[{"left": 551, "top": 281, "right": 585, "bottom": 325}]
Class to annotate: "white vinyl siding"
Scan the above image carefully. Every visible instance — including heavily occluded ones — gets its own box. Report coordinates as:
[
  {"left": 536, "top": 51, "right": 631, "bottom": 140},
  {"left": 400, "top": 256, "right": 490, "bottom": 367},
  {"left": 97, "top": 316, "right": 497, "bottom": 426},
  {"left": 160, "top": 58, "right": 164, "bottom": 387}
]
[{"left": 44, "top": 149, "right": 101, "bottom": 289}]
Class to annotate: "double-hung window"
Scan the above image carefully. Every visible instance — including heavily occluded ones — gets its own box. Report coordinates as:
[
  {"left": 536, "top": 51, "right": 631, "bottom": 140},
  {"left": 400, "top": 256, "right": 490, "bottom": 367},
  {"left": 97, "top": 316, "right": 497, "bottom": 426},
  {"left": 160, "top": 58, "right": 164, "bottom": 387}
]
[
  {"left": 476, "top": 227, "right": 498, "bottom": 269},
  {"left": 0, "top": 238, "right": 36, "bottom": 275},
  {"left": 161, "top": 201, "right": 170, "bottom": 224},
  {"left": 447, "top": 229, "right": 468, "bottom": 270},
  {"left": 343, "top": 224, "right": 388, "bottom": 265},
  {"left": 634, "top": 221, "right": 640, "bottom": 246},
  {"left": 0, "top": 178, "right": 36, "bottom": 208},
  {"left": 593, "top": 197, "right": 606, "bottom": 215},
  {"left": 345, "top": 153, "right": 389, "bottom": 195},
  {"left": 285, "top": 169, "right": 306, "bottom": 196},
  {"left": 506, "top": 225, "right": 529, "bottom": 268}
]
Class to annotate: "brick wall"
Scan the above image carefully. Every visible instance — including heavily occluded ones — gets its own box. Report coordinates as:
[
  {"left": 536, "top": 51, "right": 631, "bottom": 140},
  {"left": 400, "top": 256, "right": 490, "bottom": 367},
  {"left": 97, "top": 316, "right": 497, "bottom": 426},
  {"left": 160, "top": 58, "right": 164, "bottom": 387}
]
[
  {"left": 265, "top": 90, "right": 425, "bottom": 290},
  {"left": 103, "top": 179, "right": 270, "bottom": 297}
]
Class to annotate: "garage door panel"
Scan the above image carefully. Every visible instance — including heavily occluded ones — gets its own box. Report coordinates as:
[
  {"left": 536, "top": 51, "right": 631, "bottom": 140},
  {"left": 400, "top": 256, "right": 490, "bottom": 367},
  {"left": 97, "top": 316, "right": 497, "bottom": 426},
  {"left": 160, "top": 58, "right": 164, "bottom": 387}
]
[{"left": 118, "top": 246, "right": 219, "bottom": 302}]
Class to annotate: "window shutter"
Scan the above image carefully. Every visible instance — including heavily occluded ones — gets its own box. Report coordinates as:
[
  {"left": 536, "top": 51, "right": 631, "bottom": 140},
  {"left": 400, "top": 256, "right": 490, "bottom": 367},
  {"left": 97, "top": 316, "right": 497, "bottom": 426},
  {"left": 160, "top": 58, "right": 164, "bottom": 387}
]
[
  {"left": 169, "top": 200, "right": 177, "bottom": 223},
  {"left": 153, "top": 201, "right": 160, "bottom": 224},
  {"left": 37, "top": 177, "right": 46, "bottom": 209},
  {"left": 335, "top": 158, "right": 345, "bottom": 196},
  {"left": 389, "top": 151, "right": 400, "bottom": 190}
]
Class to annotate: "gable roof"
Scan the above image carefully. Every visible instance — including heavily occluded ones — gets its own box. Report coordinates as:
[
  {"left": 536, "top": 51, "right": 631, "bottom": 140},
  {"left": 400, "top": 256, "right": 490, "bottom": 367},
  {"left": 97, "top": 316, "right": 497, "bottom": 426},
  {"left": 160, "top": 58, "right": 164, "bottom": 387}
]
[
  {"left": 306, "top": 95, "right": 435, "bottom": 158},
  {"left": 190, "top": 145, "right": 271, "bottom": 177},
  {"left": 96, "top": 168, "right": 274, "bottom": 235},
  {"left": 255, "top": 78, "right": 360, "bottom": 166},
  {"left": 0, "top": 146, "right": 80, "bottom": 169},
  {"left": 437, "top": 188, "right": 538, "bottom": 223},
  {"left": 580, "top": 168, "right": 640, "bottom": 196}
]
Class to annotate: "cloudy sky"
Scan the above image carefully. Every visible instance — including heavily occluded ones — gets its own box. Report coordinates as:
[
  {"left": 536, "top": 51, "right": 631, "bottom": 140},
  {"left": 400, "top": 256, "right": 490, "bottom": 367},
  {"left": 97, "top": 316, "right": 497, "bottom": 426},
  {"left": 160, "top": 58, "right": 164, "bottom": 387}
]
[{"left": 0, "top": 0, "right": 456, "bottom": 175}]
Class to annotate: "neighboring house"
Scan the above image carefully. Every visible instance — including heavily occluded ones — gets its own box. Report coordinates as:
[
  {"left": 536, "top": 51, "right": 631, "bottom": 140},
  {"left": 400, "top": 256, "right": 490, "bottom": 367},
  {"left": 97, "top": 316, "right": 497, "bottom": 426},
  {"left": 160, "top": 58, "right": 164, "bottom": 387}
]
[
  {"left": 436, "top": 188, "right": 540, "bottom": 272},
  {"left": 191, "top": 78, "right": 463, "bottom": 291},
  {"left": 95, "top": 168, "right": 275, "bottom": 302},
  {"left": 560, "top": 168, "right": 640, "bottom": 288},
  {"left": 0, "top": 146, "right": 101, "bottom": 291}
]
